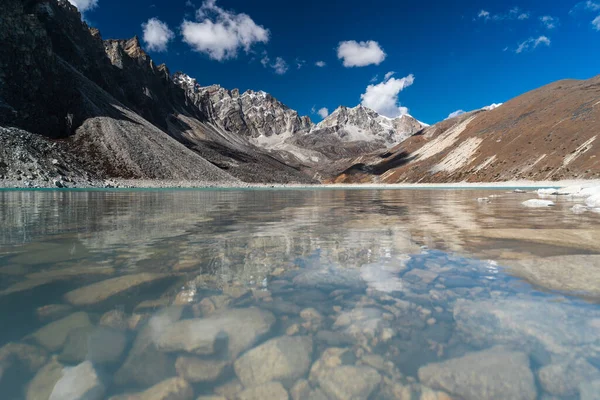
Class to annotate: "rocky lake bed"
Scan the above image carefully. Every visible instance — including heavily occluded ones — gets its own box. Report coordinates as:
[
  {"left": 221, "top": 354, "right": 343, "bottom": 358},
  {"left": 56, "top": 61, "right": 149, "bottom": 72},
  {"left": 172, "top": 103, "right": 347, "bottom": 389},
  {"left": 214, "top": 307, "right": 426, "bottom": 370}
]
[{"left": 0, "top": 187, "right": 599, "bottom": 400}]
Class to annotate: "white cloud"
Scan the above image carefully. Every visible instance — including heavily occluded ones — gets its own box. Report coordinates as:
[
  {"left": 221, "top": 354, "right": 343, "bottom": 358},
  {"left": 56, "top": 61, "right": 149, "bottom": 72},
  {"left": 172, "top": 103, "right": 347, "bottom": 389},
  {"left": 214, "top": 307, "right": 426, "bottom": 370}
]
[
  {"left": 181, "top": 0, "right": 269, "bottom": 61},
  {"left": 447, "top": 110, "right": 466, "bottom": 119},
  {"left": 260, "top": 54, "right": 270, "bottom": 67},
  {"left": 141, "top": 18, "right": 175, "bottom": 52},
  {"left": 516, "top": 36, "right": 551, "bottom": 53},
  {"left": 315, "top": 61, "right": 326, "bottom": 67},
  {"left": 593, "top": 15, "right": 600, "bottom": 30},
  {"left": 571, "top": 1, "right": 600, "bottom": 13},
  {"left": 478, "top": 7, "right": 531, "bottom": 22},
  {"left": 337, "top": 40, "right": 386, "bottom": 67},
  {"left": 185, "top": 0, "right": 195, "bottom": 7},
  {"left": 478, "top": 10, "right": 490, "bottom": 20},
  {"left": 296, "top": 58, "right": 306, "bottom": 69},
  {"left": 384, "top": 71, "right": 395, "bottom": 80},
  {"left": 317, "top": 108, "right": 329, "bottom": 119},
  {"left": 67, "top": 0, "right": 98, "bottom": 13},
  {"left": 272, "top": 57, "right": 288, "bottom": 75},
  {"left": 540, "top": 15, "right": 558, "bottom": 29},
  {"left": 483, "top": 103, "right": 503, "bottom": 110},
  {"left": 360, "top": 73, "right": 414, "bottom": 118}
]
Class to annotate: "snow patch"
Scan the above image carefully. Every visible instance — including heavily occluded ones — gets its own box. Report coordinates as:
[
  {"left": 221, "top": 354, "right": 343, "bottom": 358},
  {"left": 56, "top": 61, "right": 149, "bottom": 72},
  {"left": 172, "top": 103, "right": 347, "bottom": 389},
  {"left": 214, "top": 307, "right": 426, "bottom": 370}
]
[
  {"left": 413, "top": 115, "right": 477, "bottom": 162},
  {"left": 430, "top": 137, "right": 483, "bottom": 174},
  {"left": 563, "top": 136, "right": 596, "bottom": 167},
  {"left": 474, "top": 155, "right": 497, "bottom": 172}
]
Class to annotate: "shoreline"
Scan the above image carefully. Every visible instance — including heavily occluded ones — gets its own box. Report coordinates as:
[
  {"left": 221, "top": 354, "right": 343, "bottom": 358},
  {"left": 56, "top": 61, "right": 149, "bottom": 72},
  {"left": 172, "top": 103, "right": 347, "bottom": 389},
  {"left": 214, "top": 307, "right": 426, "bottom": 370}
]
[{"left": 1, "top": 178, "right": 600, "bottom": 190}]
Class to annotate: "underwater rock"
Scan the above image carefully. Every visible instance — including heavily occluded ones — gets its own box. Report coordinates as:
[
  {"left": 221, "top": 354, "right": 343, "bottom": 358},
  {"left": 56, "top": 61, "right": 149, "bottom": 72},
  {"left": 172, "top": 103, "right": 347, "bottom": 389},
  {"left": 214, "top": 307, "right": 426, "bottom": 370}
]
[
  {"left": 417, "top": 346, "right": 536, "bottom": 400},
  {"left": 234, "top": 336, "right": 313, "bottom": 388},
  {"left": 31, "top": 312, "right": 92, "bottom": 352}
]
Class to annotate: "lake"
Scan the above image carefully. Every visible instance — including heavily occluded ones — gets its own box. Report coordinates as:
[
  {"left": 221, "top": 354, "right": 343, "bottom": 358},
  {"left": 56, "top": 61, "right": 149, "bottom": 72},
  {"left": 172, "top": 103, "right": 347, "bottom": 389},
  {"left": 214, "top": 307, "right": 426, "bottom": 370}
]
[{"left": 0, "top": 188, "right": 599, "bottom": 400}]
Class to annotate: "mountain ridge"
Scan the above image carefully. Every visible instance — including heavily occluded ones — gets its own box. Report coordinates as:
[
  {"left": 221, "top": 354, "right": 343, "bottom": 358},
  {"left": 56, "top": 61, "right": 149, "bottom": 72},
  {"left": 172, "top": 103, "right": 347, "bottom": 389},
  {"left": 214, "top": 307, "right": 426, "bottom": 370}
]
[{"left": 0, "top": 0, "right": 598, "bottom": 187}]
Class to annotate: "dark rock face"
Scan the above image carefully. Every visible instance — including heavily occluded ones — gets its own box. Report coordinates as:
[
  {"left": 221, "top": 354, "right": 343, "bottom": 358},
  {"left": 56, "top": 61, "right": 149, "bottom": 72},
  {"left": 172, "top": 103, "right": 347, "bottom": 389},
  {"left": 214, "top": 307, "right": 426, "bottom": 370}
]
[{"left": 0, "top": 0, "right": 415, "bottom": 184}]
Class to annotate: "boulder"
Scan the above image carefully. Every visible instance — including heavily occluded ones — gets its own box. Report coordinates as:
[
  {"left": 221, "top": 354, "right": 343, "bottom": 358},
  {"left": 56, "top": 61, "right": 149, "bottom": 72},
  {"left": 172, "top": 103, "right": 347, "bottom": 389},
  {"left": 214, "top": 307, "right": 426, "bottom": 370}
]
[
  {"left": 417, "top": 346, "right": 536, "bottom": 400},
  {"left": 454, "top": 298, "right": 600, "bottom": 359},
  {"left": 234, "top": 336, "right": 313, "bottom": 388},
  {"left": 109, "top": 377, "right": 193, "bottom": 400},
  {"left": 580, "top": 380, "right": 600, "bottom": 400},
  {"left": 235, "top": 382, "right": 288, "bottom": 400},
  {"left": 506, "top": 255, "right": 600, "bottom": 297},
  {"left": 64, "top": 273, "right": 172, "bottom": 306},
  {"left": 60, "top": 326, "right": 127, "bottom": 364},
  {"left": 156, "top": 308, "right": 275, "bottom": 359},
  {"left": 31, "top": 312, "right": 92, "bottom": 352},
  {"left": 0, "top": 342, "right": 47, "bottom": 373},
  {"left": 115, "top": 307, "right": 183, "bottom": 387},
  {"left": 309, "top": 348, "right": 381, "bottom": 400},
  {"left": 175, "top": 356, "right": 228, "bottom": 383},
  {"left": 49, "top": 361, "right": 105, "bottom": 400},
  {"left": 26, "top": 359, "right": 64, "bottom": 400},
  {"left": 538, "top": 358, "right": 600, "bottom": 397}
]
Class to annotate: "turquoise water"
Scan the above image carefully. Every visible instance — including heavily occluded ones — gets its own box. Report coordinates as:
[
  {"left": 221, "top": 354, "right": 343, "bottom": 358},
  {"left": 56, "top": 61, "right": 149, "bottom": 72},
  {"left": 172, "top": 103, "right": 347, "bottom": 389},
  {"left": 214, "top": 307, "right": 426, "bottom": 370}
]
[{"left": 0, "top": 189, "right": 599, "bottom": 400}]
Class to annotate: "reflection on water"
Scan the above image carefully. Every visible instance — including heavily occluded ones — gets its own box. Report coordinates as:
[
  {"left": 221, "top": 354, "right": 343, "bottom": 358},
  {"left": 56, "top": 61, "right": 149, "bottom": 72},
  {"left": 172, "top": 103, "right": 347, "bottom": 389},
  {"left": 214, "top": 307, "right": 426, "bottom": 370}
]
[{"left": 0, "top": 189, "right": 599, "bottom": 400}]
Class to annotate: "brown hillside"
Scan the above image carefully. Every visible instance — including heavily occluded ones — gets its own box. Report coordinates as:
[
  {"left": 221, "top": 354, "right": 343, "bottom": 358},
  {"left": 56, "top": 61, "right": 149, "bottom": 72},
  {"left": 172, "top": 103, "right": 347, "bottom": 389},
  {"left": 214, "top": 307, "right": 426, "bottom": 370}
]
[{"left": 331, "top": 76, "right": 600, "bottom": 183}]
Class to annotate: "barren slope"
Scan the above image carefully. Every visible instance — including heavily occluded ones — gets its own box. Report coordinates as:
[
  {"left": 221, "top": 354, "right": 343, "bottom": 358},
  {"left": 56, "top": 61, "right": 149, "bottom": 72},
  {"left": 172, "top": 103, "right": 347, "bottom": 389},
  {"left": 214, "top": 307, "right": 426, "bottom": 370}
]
[{"left": 331, "top": 76, "right": 600, "bottom": 183}]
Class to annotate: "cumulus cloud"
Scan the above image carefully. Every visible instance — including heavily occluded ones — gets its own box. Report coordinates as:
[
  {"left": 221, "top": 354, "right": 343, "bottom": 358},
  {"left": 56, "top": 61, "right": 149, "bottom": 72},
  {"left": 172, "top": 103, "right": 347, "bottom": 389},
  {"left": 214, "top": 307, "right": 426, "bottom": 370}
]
[
  {"left": 448, "top": 110, "right": 466, "bottom": 119},
  {"left": 296, "top": 58, "right": 306, "bottom": 69},
  {"left": 317, "top": 107, "right": 329, "bottom": 119},
  {"left": 594, "top": 15, "right": 600, "bottom": 29},
  {"left": 315, "top": 61, "right": 326, "bottom": 67},
  {"left": 141, "top": 18, "right": 175, "bottom": 52},
  {"left": 516, "top": 36, "right": 551, "bottom": 53},
  {"left": 67, "top": 0, "right": 98, "bottom": 13},
  {"left": 540, "top": 15, "right": 558, "bottom": 29},
  {"left": 360, "top": 73, "right": 414, "bottom": 118},
  {"left": 272, "top": 57, "right": 288, "bottom": 75},
  {"left": 181, "top": 0, "right": 269, "bottom": 61},
  {"left": 337, "top": 40, "right": 386, "bottom": 67}
]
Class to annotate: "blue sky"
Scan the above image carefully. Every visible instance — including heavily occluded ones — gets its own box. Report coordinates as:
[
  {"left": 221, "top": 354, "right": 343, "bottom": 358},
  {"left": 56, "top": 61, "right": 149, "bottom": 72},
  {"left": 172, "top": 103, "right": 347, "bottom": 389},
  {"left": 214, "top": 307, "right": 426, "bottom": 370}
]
[{"left": 74, "top": 0, "right": 600, "bottom": 124}]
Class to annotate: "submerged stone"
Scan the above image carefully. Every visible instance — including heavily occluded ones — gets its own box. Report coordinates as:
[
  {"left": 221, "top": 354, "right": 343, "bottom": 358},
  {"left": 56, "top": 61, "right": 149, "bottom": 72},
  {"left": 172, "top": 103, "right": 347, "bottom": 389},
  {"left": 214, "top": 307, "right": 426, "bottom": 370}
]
[
  {"left": 31, "top": 312, "right": 93, "bottom": 352},
  {"left": 115, "top": 307, "right": 183, "bottom": 387},
  {"left": 155, "top": 307, "right": 275, "bottom": 359},
  {"left": 417, "top": 346, "right": 536, "bottom": 400},
  {"left": 64, "top": 273, "right": 173, "bottom": 306},
  {"left": 454, "top": 298, "right": 600, "bottom": 359},
  {"left": 235, "top": 382, "right": 289, "bottom": 400},
  {"left": 109, "top": 377, "right": 194, "bottom": 400},
  {"left": 26, "top": 359, "right": 64, "bottom": 400},
  {"left": 49, "top": 361, "right": 105, "bottom": 400},
  {"left": 175, "top": 355, "right": 228, "bottom": 383},
  {"left": 506, "top": 255, "right": 600, "bottom": 297},
  {"left": 309, "top": 348, "right": 381, "bottom": 400},
  {"left": 538, "top": 358, "right": 600, "bottom": 397},
  {"left": 234, "top": 336, "right": 313, "bottom": 388}
]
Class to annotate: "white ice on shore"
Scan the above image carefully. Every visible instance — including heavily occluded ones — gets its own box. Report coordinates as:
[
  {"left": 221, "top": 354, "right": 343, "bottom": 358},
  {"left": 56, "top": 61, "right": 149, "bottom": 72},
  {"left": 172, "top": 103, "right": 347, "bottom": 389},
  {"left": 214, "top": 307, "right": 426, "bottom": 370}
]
[
  {"left": 586, "top": 194, "right": 600, "bottom": 208},
  {"left": 522, "top": 199, "right": 555, "bottom": 208},
  {"left": 537, "top": 188, "right": 559, "bottom": 196}
]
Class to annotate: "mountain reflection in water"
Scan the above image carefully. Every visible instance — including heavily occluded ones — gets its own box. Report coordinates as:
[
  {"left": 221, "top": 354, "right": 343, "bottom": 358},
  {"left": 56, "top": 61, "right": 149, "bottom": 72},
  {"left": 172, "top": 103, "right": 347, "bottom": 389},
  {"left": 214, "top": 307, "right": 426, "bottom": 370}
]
[{"left": 0, "top": 189, "right": 599, "bottom": 400}]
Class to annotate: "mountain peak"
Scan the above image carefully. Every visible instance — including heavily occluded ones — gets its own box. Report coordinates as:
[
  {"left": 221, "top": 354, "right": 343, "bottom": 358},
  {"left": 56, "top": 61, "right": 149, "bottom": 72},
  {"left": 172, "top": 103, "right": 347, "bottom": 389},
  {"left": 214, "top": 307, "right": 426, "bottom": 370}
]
[{"left": 314, "top": 104, "right": 424, "bottom": 144}]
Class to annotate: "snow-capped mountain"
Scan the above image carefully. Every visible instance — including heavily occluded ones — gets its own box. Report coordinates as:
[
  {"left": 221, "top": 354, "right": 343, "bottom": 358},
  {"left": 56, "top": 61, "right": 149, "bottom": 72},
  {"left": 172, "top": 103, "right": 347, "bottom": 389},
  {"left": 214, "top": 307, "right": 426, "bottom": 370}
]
[{"left": 311, "top": 105, "right": 425, "bottom": 145}]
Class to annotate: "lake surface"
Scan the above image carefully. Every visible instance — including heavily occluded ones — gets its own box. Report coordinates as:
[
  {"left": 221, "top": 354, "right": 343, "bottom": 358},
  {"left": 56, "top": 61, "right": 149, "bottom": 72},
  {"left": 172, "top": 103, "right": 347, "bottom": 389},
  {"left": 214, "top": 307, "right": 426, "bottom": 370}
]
[{"left": 0, "top": 189, "right": 599, "bottom": 400}]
